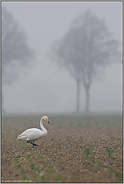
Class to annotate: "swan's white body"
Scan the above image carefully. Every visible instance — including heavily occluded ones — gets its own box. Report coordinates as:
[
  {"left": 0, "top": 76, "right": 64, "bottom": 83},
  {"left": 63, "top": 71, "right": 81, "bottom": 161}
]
[{"left": 17, "top": 116, "right": 50, "bottom": 144}]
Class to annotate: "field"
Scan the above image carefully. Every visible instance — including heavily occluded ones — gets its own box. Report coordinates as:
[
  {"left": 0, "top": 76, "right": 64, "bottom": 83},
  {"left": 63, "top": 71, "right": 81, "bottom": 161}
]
[{"left": 1, "top": 114, "right": 123, "bottom": 183}]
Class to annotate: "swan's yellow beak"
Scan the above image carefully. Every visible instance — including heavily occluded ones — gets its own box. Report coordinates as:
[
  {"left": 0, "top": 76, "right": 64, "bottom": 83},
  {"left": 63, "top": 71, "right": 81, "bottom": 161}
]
[{"left": 46, "top": 118, "right": 50, "bottom": 124}]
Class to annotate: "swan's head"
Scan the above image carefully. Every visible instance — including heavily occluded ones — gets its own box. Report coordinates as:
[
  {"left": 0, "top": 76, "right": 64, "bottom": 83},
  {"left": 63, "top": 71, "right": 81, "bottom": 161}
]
[{"left": 42, "top": 116, "right": 50, "bottom": 124}]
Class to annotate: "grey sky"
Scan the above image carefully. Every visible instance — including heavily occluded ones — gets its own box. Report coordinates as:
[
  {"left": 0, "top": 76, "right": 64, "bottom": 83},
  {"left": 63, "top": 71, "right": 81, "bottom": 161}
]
[{"left": 2, "top": 2, "right": 122, "bottom": 114}]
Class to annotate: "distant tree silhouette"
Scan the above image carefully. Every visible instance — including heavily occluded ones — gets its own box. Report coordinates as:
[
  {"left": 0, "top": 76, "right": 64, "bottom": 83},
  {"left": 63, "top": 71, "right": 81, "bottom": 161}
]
[
  {"left": 50, "top": 10, "right": 121, "bottom": 112},
  {"left": 2, "top": 8, "right": 34, "bottom": 84}
]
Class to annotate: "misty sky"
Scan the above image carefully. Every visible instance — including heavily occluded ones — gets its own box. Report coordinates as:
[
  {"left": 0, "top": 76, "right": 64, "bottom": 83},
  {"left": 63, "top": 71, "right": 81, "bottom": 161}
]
[{"left": 2, "top": 2, "right": 122, "bottom": 114}]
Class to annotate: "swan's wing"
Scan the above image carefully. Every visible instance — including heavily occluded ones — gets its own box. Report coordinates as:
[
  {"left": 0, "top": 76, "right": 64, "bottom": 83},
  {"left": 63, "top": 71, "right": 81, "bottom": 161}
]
[{"left": 17, "top": 128, "right": 44, "bottom": 141}]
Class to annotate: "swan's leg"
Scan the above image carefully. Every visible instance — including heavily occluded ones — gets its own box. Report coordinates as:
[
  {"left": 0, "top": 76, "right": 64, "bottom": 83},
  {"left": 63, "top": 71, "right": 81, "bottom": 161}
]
[
  {"left": 27, "top": 140, "right": 38, "bottom": 147},
  {"left": 27, "top": 140, "right": 33, "bottom": 146},
  {"left": 32, "top": 141, "right": 38, "bottom": 146}
]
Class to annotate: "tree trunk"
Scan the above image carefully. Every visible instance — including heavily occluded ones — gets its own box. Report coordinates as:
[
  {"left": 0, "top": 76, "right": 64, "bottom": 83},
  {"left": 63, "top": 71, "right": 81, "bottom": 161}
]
[
  {"left": 76, "top": 79, "right": 80, "bottom": 112},
  {"left": 85, "top": 85, "right": 90, "bottom": 112}
]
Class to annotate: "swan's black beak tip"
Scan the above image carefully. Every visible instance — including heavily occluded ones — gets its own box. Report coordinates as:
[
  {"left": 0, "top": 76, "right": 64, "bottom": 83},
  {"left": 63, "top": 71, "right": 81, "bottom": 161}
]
[{"left": 48, "top": 121, "right": 50, "bottom": 124}]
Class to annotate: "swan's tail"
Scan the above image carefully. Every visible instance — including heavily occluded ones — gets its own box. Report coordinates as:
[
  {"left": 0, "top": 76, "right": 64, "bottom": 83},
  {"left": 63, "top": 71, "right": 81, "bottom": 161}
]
[{"left": 17, "top": 134, "right": 27, "bottom": 140}]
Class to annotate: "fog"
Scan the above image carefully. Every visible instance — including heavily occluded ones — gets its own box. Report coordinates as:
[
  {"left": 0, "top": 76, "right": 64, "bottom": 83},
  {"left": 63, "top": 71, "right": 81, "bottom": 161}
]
[{"left": 2, "top": 2, "right": 122, "bottom": 115}]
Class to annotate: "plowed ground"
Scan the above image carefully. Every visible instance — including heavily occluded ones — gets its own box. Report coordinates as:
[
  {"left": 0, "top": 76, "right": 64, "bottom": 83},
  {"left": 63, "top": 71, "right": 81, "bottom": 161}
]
[{"left": 1, "top": 114, "right": 123, "bottom": 182}]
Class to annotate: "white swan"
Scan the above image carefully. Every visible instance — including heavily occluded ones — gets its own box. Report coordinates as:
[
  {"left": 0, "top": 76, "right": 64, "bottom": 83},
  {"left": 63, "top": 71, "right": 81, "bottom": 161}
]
[{"left": 17, "top": 116, "right": 50, "bottom": 147}]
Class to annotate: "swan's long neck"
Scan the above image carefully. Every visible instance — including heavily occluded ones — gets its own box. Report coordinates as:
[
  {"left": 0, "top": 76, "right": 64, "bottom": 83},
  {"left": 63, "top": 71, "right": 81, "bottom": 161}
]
[{"left": 40, "top": 118, "right": 47, "bottom": 134}]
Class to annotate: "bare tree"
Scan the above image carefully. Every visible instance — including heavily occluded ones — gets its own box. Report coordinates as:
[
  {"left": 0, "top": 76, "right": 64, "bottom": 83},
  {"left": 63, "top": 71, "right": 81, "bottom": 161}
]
[
  {"left": 72, "top": 10, "right": 121, "bottom": 112},
  {"left": 49, "top": 10, "right": 121, "bottom": 112},
  {"left": 2, "top": 8, "right": 34, "bottom": 84},
  {"left": 50, "top": 28, "right": 82, "bottom": 112}
]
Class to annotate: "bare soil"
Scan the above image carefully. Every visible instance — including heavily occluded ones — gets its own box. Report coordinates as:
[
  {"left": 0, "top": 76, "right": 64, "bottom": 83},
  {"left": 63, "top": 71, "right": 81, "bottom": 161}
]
[{"left": 1, "top": 114, "right": 123, "bottom": 182}]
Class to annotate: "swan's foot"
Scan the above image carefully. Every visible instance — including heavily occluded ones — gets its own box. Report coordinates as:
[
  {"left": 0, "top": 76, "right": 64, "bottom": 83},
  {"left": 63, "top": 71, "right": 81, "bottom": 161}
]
[
  {"left": 32, "top": 143, "right": 38, "bottom": 147},
  {"left": 27, "top": 141, "right": 38, "bottom": 148}
]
